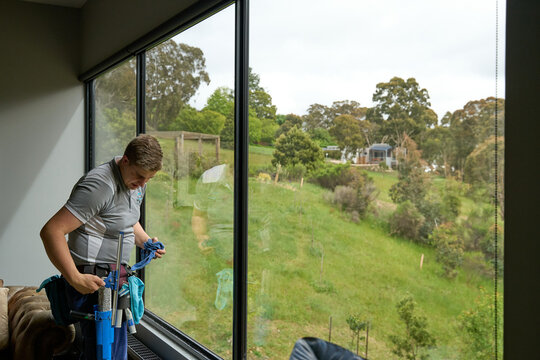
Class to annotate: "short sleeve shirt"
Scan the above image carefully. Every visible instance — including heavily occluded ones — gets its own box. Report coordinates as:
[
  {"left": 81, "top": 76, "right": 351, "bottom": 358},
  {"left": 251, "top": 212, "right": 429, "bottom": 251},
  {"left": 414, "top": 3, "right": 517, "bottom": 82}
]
[{"left": 65, "top": 157, "right": 145, "bottom": 265}]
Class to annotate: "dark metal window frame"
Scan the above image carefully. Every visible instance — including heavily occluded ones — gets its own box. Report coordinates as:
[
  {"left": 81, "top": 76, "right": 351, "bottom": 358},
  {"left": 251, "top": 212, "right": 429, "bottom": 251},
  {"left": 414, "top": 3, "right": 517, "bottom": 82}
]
[{"left": 83, "top": 1, "right": 248, "bottom": 359}]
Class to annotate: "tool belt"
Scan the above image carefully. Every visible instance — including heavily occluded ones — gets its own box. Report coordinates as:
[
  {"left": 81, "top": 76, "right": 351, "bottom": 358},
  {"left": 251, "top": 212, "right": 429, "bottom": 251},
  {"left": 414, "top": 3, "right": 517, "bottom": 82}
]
[
  {"left": 77, "top": 264, "right": 132, "bottom": 312},
  {"left": 76, "top": 263, "right": 132, "bottom": 282}
]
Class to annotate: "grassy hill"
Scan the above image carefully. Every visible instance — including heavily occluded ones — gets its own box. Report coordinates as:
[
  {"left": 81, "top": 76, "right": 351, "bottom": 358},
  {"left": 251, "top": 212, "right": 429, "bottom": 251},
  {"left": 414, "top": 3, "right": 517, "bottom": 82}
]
[{"left": 141, "top": 142, "right": 499, "bottom": 359}]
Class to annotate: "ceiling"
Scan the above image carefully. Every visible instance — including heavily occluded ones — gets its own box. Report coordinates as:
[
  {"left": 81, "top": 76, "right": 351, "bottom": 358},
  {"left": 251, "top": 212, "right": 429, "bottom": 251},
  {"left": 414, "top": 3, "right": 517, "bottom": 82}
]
[{"left": 21, "top": 0, "right": 87, "bottom": 8}]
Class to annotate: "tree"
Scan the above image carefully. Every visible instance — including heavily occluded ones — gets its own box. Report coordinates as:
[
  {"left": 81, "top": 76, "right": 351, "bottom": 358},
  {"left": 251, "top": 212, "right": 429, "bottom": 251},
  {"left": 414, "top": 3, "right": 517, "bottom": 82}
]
[
  {"left": 389, "top": 135, "right": 430, "bottom": 206},
  {"left": 390, "top": 295, "right": 436, "bottom": 360},
  {"left": 94, "top": 58, "right": 137, "bottom": 113},
  {"left": 309, "top": 128, "right": 337, "bottom": 147},
  {"left": 94, "top": 60, "right": 137, "bottom": 164},
  {"left": 459, "top": 288, "right": 503, "bottom": 360},
  {"left": 275, "top": 113, "right": 303, "bottom": 139},
  {"left": 249, "top": 67, "right": 278, "bottom": 130},
  {"left": 329, "top": 114, "right": 366, "bottom": 157},
  {"left": 304, "top": 100, "right": 367, "bottom": 132},
  {"left": 390, "top": 201, "right": 425, "bottom": 241},
  {"left": 260, "top": 117, "right": 279, "bottom": 145},
  {"left": 429, "top": 223, "right": 464, "bottom": 279},
  {"left": 444, "top": 97, "right": 505, "bottom": 178},
  {"left": 146, "top": 40, "right": 210, "bottom": 130},
  {"left": 304, "top": 103, "right": 332, "bottom": 131},
  {"left": 173, "top": 106, "right": 225, "bottom": 135},
  {"left": 249, "top": 108, "right": 262, "bottom": 144},
  {"left": 205, "top": 87, "right": 235, "bottom": 144},
  {"left": 205, "top": 86, "right": 234, "bottom": 116},
  {"left": 95, "top": 108, "right": 136, "bottom": 164},
  {"left": 420, "top": 125, "right": 453, "bottom": 177},
  {"left": 464, "top": 136, "right": 505, "bottom": 219},
  {"left": 368, "top": 77, "right": 437, "bottom": 147},
  {"left": 346, "top": 314, "right": 368, "bottom": 355},
  {"left": 272, "top": 126, "right": 324, "bottom": 172}
]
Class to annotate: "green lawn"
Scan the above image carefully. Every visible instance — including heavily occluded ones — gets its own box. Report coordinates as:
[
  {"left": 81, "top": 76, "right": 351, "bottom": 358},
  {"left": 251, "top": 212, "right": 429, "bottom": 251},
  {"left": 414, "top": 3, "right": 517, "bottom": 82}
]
[{"left": 140, "top": 142, "right": 500, "bottom": 359}]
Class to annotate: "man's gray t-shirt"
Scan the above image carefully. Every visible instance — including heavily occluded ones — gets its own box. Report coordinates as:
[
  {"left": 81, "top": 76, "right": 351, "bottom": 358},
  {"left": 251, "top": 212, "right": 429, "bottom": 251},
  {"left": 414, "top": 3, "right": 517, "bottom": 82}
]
[{"left": 65, "top": 157, "right": 145, "bottom": 265}]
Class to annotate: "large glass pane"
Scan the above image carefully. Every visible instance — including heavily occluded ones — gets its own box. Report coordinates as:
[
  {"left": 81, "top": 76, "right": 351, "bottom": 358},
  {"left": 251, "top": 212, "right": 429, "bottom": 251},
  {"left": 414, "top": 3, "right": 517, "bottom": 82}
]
[
  {"left": 248, "top": 1, "right": 504, "bottom": 359},
  {"left": 93, "top": 59, "right": 139, "bottom": 267},
  {"left": 143, "top": 5, "right": 235, "bottom": 358},
  {"left": 94, "top": 58, "right": 137, "bottom": 166}
]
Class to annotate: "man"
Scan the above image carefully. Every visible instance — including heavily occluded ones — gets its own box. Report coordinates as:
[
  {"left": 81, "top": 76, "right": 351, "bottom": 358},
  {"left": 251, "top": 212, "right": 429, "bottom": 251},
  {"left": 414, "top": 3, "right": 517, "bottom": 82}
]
[{"left": 40, "top": 134, "right": 166, "bottom": 359}]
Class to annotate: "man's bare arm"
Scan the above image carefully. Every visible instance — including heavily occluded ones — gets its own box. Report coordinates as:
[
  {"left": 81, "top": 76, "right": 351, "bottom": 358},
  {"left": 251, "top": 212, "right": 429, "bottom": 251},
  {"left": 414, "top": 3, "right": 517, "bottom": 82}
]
[{"left": 40, "top": 206, "right": 105, "bottom": 294}]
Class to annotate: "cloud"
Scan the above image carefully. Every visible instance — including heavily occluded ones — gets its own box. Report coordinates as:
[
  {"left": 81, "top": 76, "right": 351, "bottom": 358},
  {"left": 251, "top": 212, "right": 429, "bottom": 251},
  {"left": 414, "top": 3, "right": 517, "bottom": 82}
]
[{"left": 181, "top": 0, "right": 505, "bottom": 119}]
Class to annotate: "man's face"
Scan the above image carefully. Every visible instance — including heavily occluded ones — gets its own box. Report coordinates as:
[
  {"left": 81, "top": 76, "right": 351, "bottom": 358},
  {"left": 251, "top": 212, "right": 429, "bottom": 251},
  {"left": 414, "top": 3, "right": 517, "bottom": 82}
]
[{"left": 120, "top": 156, "right": 157, "bottom": 189}]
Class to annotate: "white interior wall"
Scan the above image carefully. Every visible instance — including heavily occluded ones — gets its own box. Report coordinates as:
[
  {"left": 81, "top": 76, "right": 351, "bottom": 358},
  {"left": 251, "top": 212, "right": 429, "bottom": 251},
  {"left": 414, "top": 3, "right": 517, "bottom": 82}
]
[{"left": 0, "top": 0, "right": 83, "bottom": 285}]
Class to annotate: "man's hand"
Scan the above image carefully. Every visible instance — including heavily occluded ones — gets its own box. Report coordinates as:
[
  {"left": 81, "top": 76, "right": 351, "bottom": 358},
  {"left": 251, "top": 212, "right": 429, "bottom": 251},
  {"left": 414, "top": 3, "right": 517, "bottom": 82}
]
[
  {"left": 150, "top": 237, "right": 166, "bottom": 258},
  {"left": 67, "top": 272, "right": 105, "bottom": 294}
]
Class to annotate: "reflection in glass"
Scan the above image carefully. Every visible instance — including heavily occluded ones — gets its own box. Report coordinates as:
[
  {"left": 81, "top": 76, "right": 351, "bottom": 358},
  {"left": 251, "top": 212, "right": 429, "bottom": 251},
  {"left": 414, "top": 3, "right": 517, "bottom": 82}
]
[
  {"left": 94, "top": 58, "right": 137, "bottom": 166},
  {"left": 143, "top": 5, "right": 235, "bottom": 359}
]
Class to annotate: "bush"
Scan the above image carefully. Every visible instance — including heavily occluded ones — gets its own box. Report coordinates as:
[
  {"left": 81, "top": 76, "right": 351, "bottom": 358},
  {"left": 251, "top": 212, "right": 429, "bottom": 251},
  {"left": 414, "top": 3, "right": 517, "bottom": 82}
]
[
  {"left": 188, "top": 152, "right": 219, "bottom": 179},
  {"left": 283, "top": 163, "right": 307, "bottom": 181},
  {"left": 416, "top": 196, "right": 444, "bottom": 243},
  {"left": 390, "top": 201, "right": 425, "bottom": 241},
  {"left": 462, "top": 252, "right": 494, "bottom": 279},
  {"left": 249, "top": 164, "right": 276, "bottom": 178},
  {"left": 353, "top": 171, "right": 378, "bottom": 217},
  {"left": 429, "top": 223, "right": 464, "bottom": 279},
  {"left": 308, "top": 163, "right": 352, "bottom": 190},
  {"left": 389, "top": 295, "right": 436, "bottom": 360},
  {"left": 334, "top": 186, "right": 358, "bottom": 212},
  {"left": 458, "top": 288, "right": 503, "bottom": 360},
  {"left": 330, "top": 171, "right": 378, "bottom": 220}
]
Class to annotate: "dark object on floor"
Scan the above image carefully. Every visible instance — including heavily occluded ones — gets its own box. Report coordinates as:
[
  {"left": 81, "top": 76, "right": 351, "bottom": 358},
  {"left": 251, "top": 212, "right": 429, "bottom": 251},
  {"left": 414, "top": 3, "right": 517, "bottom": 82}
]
[{"left": 289, "top": 337, "right": 366, "bottom": 360}]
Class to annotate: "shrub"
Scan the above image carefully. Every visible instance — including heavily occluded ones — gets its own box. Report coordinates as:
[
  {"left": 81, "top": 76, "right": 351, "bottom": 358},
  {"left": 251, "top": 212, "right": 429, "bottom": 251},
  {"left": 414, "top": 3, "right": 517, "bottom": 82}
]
[
  {"left": 272, "top": 126, "right": 324, "bottom": 172},
  {"left": 249, "top": 164, "right": 276, "bottom": 178},
  {"left": 308, "top": 163, "right": 352, "bottom": 190},
  {"left": 283, "top": 163, "right": 307, "bottom": 181},
  {"left": 188, "top": 152, "right": 219, "bottom": 179},
  {"left": 429, "top": 223, "right": 464, "bottom": 279},
  {"left": 331, "top": 171, "right": 377, "bottom": 220},
  {"left": 354, "top": 171, "right": 378, "bottom": 217},
  {"left": 389, "top": 295, "right": 436, "bottom": 360},
  {"left": 458, "top": 288, "right": 503, "bottom": 360},
  {"left": 416, "top": 196, "right": 444, "bottom": 243},
  {"left": 334, "top": 186, "right": 358, "bottom": 212},
  {"left": 390, "top": 201, "right": 425, "bottom": 241},
  {"left": 324, "top": 149, "right": 342, "bottom": 160},
  {"left": 462, "top": 252, "right": 494, "bottom": 279}
]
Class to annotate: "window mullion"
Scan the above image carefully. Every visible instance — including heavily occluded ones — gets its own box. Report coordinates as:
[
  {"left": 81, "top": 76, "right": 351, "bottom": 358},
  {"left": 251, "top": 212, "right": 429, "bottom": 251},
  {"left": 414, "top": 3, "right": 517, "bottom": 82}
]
[{"left": 233, "top": 0, "right": 249, "bottom": 359}]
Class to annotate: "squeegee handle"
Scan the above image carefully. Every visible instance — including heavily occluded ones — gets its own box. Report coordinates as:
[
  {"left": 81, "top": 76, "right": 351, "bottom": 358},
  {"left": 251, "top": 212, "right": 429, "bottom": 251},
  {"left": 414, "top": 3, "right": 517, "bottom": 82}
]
[{"left": 111, "top": 231, "right": 124, "bottom": 326}]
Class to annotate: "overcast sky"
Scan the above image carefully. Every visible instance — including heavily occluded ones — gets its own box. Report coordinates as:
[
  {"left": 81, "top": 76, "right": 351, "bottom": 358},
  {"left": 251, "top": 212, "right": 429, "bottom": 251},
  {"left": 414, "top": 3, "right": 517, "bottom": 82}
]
[{"left": 178, "top": 0, "right": 505, "bottom": 121}]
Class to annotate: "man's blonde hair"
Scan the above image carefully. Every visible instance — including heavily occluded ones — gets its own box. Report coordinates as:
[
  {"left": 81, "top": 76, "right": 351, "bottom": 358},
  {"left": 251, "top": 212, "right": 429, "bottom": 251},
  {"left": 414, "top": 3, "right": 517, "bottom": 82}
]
[{"left": 124, "top": 134, "right": 163, "bottom": 172}]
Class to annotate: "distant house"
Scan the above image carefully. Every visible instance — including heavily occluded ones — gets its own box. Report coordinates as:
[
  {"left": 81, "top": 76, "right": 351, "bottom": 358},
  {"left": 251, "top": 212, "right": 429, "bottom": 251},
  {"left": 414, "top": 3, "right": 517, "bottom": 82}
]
[{"left": 357, "top": 143, "right": 396, "bottom": 167}]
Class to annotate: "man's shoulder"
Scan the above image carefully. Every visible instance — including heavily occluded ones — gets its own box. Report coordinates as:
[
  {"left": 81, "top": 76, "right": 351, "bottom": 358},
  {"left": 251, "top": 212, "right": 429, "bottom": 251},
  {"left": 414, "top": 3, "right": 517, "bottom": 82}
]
[
  {"left": 80, "top": 161, "right": 116, "bottom": 190},
  {"left": 88, "top": 161, "right": 113, "bottom": 177}
]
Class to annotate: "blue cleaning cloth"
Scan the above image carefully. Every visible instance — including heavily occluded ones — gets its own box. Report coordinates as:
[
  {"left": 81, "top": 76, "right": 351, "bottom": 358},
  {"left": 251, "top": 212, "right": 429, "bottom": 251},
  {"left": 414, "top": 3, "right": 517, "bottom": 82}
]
[
  {"left": 130, "top": 239, "right": 165, "bottom": 271},
  {"left": 128, "top": 276, "right": 145, "bottom": 324}
]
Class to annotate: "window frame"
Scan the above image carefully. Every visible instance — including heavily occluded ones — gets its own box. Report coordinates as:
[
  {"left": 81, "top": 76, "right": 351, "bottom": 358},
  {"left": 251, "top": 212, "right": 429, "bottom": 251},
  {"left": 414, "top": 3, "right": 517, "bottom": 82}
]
[{"left": 82, "top": 1, "right": 248, "bottom": 359}]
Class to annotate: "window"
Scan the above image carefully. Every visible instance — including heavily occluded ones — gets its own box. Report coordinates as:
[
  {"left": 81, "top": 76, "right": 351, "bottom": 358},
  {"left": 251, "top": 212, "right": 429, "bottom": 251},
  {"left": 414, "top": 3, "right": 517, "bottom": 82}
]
[
  {"left": 143, "top": 5, "right": 235, "bottom": 358},
  {"left": 86, "top": 1, "right": 504, "bottom": 358},
  {"left": 247, "top": 0, "right": 504, "bottom": 359},
  {"left": 93, "top": 58, "right": 137, "bottom": 166}
]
